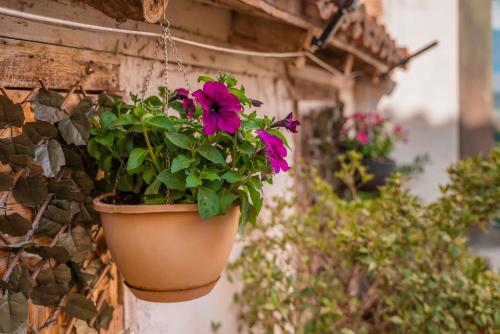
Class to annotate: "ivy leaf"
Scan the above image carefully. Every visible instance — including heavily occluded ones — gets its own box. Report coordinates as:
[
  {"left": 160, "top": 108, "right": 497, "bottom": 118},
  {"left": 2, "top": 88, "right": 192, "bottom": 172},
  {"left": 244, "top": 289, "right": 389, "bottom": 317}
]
[
  {"left": 25, "top": 245, "right": 70, "bottom": 263},
  {"left": 186, "top": 175, "right": 202, "bottom": 188},
  {"left": 0, "top": 241, "right": 34, "bottom": 252},
  {"left": 57, "top": 226, "right": 93, "bottom": 263},
  {"left": 34, "top": 139, "right": 66, "bottom": 177},
  {"left": 58, "top": 108, "right": 91, "bottom": 145},
  {"left": 75, "top": 320, "right": 98, "bottom": 334},
  {"left": 146, "top": 115, "right": 174, "bottom": 131},
  {"left": 94, "top": 302, "right": 114, "bottom": 330},
  {"left": 0, "top": 264, "right": 32, "bottom": 298},
  {"left": 0, "top": 292, "right": 28, "bottom": 333},
  {"left": 9, "top": 154, "right": 44, "bottom": 175},
  {"left": 197, "top": 186, "right": 220, "bottom": 219},
  {"left": 72, "top": 170, "right": 94, "bottom": 194},
  {"left": 0, "top": 213, "right": 31, "bottom": 237},
  {"left": 157, "top": 170, "right": 186, "bottom": 191},
  {"left": 13, "top": 176, "right": 49, "bottom": 207},
  {"left": 166, "top": 132, "right": 193, "bottom": 150},
  {"left": 23, "top": 121, "right": 58, "bottom": 144},
  {"left": 64, "top": 293, "right": 98, "bottom": 320},
  {"left": 47, "top": 178, "right": 86, "bottom": 202},
  {"left": 127, "top": 148, "right": 148, "bottom": 172},
  {"left": 31, "top": 264, "right": 71, "bottom": 306},
  {"left": 0, "top": 95, "right": 24, "bottom": 128},
  {"left": 171, "top": 154, "right": 192, "bottom": 173},
  {"left": 32, "top": 89, "right": 67, "bottom": 124},
  {"left": 0, "top": 134, "right": 35, "bottom": 164},
  {"left": 198, "top": 144, "right": 226, "bottom": 165},
  {"left": 218, "top": 188, "right": 238, "bottom": 215},
  {"left": 222, "top": 171, "right": 241, "bottom": 183},
  {"left": 0, "top": 173, "right": 13, "bottom": 191}
]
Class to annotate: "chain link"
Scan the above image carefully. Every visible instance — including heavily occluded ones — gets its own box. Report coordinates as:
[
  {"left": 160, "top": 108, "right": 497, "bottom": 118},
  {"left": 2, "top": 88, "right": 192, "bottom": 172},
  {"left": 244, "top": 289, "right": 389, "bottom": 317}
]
[{"left": 139, "top": 13, "right": 191, "bottom": 204}]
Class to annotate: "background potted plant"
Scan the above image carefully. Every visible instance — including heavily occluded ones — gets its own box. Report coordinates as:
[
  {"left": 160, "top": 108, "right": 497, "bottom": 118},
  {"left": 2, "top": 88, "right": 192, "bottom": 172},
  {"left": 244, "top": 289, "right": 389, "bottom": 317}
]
[
  {"left": 340, "top": 111, "right": 406, "bottom": 191},
  {"left": 88, "top": 73, "right": 299, "bottom": 302}
]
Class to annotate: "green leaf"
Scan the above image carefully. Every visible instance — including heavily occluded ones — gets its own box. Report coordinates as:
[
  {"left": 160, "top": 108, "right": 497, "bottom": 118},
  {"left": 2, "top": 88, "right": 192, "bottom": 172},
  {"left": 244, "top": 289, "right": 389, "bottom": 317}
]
[
  {"left": 239, "top": 141, "right": 255, "bottom": 156},
  {"left": 200, "top": 170, "right": 220, "bottom": 181},
  {"left": 198, "top": 144, "right": 226, "bottom": 164},
  {"left": 117, "top": 113, "right": 139, "bottom": 125},
  {"left": 222, "top": 171, "right": 241, "bottom": 183},
  {"left": 246, "top": 178, "right": 263, "bottom": 213},
  {"left": 87, "top": 138, "right": 101, "bottom": 160},
  {"left": 34, "top": 139, "right": 66, "bottom": 177},
  {"left": 186, "top": 175, "right": 202, "bottom": 188},
  {"left": 146, "top": 115, "right": 174, "bottom": 131},
  {"left": 144, "top": 194, "right": 166, "bottom": 204},
  {"left": 197, "top": 187, "right": 220, "bottom": 219},
  {"left": 95, "top": 132, "right": 114, "bottom": 147},
  {"left": 145, "top": 179, "right": 161, "bottom": 195},
  {"left": 0, "top": 292, "right": 28, "bottom": 333},
  {"left": 31, "top": 264, "right": 71, "bottom": 306},
  {"left": 100, "top": 111, "right": 117, "bottom": 129},
  {"left": 197, "top": 75, "right": 215, "bottom": 83},
  {"left": 13, "top": 176, "right": 49, "bottom": 207},
  {"left": 142, "top": 167, "right": 156, "bottom": 184},
  {"left": 0, "top": 95, "right": 24, "bottom": 128},
  {"left": 63, "top": 293, "right": 98, "bottom": 321},
  {"left": 116, "top": 173, "right": 134, "bottom": 192},
  {"left": 0, "top": 213, "right": 31, "bottom": 237},
  {"left": 171, "top": 154, "right": 192, "bottom": 173},
  {"left": 166, "top": 132, "right": 193, "bottom": 150},
  {"left": 157, "top": 170, "right": 186, "bottom": 191},
  {"left": 219, "top": 188, "right": 238, "bottom": 215},
  {"left": 9, "top": 154, "right": 44, "bottom": 175},
  {"left": 127, "top": 148, "right": 148, "bottom": 172}
]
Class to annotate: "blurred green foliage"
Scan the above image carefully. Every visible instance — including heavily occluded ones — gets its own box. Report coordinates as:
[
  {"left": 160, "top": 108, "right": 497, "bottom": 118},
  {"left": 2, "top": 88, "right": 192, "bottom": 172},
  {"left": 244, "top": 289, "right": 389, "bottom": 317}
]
[{"left": 230, "top": 148, "right": 500, "bottom": 334}]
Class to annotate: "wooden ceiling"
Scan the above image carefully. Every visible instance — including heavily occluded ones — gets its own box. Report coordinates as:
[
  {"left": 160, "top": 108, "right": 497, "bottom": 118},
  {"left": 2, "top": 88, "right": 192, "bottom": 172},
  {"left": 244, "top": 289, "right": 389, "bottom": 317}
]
[{"left": 76, "top": 0, "right": 409, "bottom": 75}]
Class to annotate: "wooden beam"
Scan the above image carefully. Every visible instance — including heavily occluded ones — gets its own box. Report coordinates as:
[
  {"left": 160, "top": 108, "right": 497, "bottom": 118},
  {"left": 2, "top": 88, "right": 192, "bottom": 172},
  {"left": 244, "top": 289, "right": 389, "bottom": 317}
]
[
  {"left": 78, "top": 0, "right": 167, "bottom": 23},
  {"left": 0, "top": 38, "right": 120, "bottom": 91}
]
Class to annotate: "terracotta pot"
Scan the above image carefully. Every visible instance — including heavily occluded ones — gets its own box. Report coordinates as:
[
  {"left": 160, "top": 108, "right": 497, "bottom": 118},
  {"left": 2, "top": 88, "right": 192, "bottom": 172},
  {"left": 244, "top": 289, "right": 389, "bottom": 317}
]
[
  {"left": 93, "top": 194, "right": 239, "bottom": 303},
  {"left": 360, "top": 157, "right": 396, "bottom": 192}
]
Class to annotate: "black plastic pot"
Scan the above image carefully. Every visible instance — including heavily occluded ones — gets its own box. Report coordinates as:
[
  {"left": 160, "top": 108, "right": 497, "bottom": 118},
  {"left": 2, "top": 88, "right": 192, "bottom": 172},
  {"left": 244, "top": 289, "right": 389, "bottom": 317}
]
[{"left": 360, "top": 157, "right": 396, "bottom": 192}]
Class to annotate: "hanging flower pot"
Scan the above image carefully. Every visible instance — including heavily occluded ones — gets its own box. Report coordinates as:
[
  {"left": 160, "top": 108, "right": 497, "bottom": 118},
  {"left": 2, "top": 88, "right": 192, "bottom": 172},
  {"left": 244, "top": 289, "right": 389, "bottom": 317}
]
[
  {"left": 94, "top": 194, "right": 239, "bottom": 302},
  {"left": 88, "top": 72, "right": 300, "bottom": 302}
]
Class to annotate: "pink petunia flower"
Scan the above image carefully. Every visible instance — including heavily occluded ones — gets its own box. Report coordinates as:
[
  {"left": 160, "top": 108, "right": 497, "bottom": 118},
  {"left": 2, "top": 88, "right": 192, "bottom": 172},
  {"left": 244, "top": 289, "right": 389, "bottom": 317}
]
[
  {"left": 257, "top": 130, "right": 289, "bottom": 173},
  {"left": 176, "top": 88, "right": 195, "bottom": 118},
  {"left": 192, "top": 82, "right": 242, "bottom": 135},
  {"left": 356, "top": 131, "right": 369, "bottom": 145}
]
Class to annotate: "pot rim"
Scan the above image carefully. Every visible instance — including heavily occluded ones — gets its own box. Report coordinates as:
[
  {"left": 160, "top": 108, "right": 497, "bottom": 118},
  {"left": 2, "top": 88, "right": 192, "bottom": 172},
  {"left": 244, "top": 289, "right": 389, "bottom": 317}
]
[{"left": 93, "top": 193, "right": 199, "bottom": 214}]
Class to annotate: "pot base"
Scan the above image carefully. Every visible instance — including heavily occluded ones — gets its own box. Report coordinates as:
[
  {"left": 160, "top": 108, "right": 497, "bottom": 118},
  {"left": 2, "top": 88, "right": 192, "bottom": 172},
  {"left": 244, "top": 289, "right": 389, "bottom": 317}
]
[{"left": 125, "top": 276, "right": 221, "bottom": 303}]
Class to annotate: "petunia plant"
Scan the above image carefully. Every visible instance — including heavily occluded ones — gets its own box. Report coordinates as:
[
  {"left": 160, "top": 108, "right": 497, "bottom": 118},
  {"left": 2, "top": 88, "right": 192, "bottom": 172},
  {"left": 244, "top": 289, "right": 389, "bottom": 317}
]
[{"left": 87, "top": 73, "right": 299, "bottom": 226}]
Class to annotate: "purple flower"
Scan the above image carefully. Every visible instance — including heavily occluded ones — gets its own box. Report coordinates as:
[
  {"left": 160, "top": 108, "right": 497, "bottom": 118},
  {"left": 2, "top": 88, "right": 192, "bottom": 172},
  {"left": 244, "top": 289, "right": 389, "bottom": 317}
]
[
  {"left": 192, "top": 82, "right": 242, "bottom": 135},
  {"left": 271, "top": 113, "right": 301, "bottom": 133},
  {"left": 176, "top": 88, "right": 195, "bottom": 118},
  {"left": 257, "top": 130, "right": 289, "bottom": 173}
]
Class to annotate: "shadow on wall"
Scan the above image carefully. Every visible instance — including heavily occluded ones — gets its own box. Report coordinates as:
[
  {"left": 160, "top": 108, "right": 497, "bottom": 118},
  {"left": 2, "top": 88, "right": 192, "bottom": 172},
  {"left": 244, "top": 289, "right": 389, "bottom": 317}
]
[{"left": 381, "top": 108, "right": 458, "bottom": 201}]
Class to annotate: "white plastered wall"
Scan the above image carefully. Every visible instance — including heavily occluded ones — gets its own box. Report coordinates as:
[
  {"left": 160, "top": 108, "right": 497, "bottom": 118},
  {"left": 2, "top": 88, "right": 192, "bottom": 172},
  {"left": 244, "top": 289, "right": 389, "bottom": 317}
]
[{"left": 378, "top": 0, "right": 460, "bottom": 199}]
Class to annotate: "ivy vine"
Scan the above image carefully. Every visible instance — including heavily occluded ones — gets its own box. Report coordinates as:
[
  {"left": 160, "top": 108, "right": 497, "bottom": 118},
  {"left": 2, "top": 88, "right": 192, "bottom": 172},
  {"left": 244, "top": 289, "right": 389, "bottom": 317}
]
[{"left": 0, "top": 86, "right": 114, "bottom": 333}]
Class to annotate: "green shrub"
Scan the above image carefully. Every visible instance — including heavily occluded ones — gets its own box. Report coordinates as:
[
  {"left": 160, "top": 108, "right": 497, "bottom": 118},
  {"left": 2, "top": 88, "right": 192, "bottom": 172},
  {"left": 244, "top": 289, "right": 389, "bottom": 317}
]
[{"left": 230, "top": 149, "right": 500, "bottom": 334}]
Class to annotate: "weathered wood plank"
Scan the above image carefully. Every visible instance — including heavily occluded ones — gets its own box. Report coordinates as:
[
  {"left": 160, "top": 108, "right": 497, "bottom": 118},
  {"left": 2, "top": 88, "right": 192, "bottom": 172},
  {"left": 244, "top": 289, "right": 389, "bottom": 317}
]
[
  {"left": 79, "top": 0, "right": 167, "bottom": 23},
  {"left": 0, "top": 38, "right": 120, "bottom": 90}
]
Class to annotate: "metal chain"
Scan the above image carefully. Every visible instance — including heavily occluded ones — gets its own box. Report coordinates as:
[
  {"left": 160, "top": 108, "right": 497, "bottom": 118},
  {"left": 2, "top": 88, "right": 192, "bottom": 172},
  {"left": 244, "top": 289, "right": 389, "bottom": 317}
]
[
  {"left": 165, "top": 23, "right": 191, "bottom": 91},
  {"left": 140, "top": 38, "right": 162, "bottom": 100}
]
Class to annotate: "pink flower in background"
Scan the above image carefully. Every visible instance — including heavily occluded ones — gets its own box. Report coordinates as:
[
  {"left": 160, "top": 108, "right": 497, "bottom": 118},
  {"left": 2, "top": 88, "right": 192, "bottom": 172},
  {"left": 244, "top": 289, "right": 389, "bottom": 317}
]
[
  {"left": 193, "top": 81, "right": 242, "bottom": 135},
  {"left": 393, "top": 124, "right": 408, "bottom": 143},
  {"left": 271, "top": 113, "right": 301, "bottom": 133},
  {"left": 257, "top": 130, "right": 289, "bottom": 173},
  {"left": 176, "top": 88, "right": 195, "bottom": 118},
  {"left": 356, "top": 131, "right": 369, "bottom": 145},
  {"left": 367, "top": 112, "right": 384, "bottom": 126}
]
